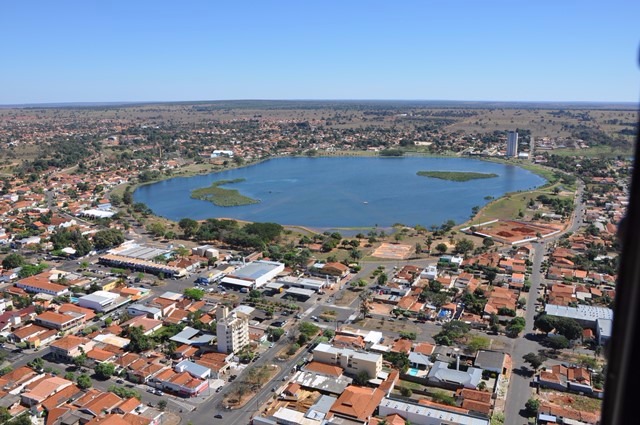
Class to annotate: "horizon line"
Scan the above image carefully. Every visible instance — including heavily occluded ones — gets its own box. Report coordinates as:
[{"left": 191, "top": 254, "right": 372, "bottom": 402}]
[{"left": 1, "top": 98, "right": 638, "bottom": 108}]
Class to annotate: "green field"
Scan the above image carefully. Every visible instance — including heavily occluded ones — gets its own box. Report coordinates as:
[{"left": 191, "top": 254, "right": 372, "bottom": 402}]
[
  {"left": 417, "top": 170, "right": 498, "bottom": 181},
  {"left": 191, "top": 178, "right": 260, "bottom": 207}
]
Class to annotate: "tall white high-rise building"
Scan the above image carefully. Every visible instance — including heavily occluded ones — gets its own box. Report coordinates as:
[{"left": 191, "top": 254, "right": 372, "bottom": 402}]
[
  {"left": 506, "top": 131, "right": 518, "bottom": 157},
  {"left": 216, "top": 305, "right": 250, "bottom": 354}
]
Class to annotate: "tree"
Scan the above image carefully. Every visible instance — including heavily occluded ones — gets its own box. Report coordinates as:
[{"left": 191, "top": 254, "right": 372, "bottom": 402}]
[
  {"left": 359, "top": 290, "right": 372, "bottom": 318},
  {"left": 95, "top": 362, "right": 116, "bottom": 379},
  {"left": 179, "top": 218, "right": 200, "bottom": 238},
  {"left": 376, "top": 273, "right": 388, "bottom": 286},
  {"left": 92, "top": 229, "right": 125, "bottom": 250},
  {"left": 546, "top": 334, "right": 570, "bottom": 351},
  {"left": 506, "top": 316, "right": 526, "bottom": 338},
  {"left": 554, "top": 317, "right": 583, "bottom": 341},
  {"left": 323, "top": 328, "right": 335, "bottom": 339},
  {"left": 0, "top": 407, "right": 10, "bottom": 423},
  {"left": 2, "top": 253, "right": 24, "bottom": 269},
  {"left": 126, "top": 326, "right": 152, "bottom": 353},
  {"left": 399, "top": 331, "right": 417, "bottom": 340},
  {"left": 435, "top": 243, "right": 448, "bottom": 254},
  {"left": 455, "top": 238, "right": 474, "bottom": 255},
  {"left": 146, "top": 222, "right": 166, "bottom": 238},
  {"left": 354, "top": 371, "right": 370, "bottom": 386},
  {"left": 77, "top": 374, "right": 92, "bottom": 389},
  {"left": 482, "top": 238, "right": 494, "bottom": 248},
  {"left": 267, "top": 327, "right": 285, "bottom": 341},
  {"left": 158, "top": 400, "right": 167, "bottom": 411},
  {"left": 349, "top": 248, "right": 362, "bottom": 261},
  {"left": 400, "top": 386, "right": 413, "bottom": 397},
  {"left": 415, "top": 243, "right": 422, "bottom": 255},
  {"left": 534, "top": 314, "right": 556, "bottom": 334},
  {"left": 434, "top": 320, "right": 470, "bottom": 345},
  {"left": 183, "top": 288, "right": 205, "bottom": 301},
  {"left": 28, "top": 357, "right": 44, "bottom": 371},
  {"left": 525, "top": 398, "right": 540, "bottom": 416},
  {"left": 523, "top": 352, "right": 546, "bottom": 371},
  {"left": 73, "top": 353, "right": 87, "bottom": 368}
]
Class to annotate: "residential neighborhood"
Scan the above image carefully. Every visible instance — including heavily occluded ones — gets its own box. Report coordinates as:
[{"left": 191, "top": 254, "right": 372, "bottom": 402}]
[{"left": 0, "top": 102, "right": 631, "bottom": 425}]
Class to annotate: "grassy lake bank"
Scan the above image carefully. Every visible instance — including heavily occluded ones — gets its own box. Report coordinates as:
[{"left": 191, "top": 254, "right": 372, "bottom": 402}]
[
  {"left": 191, "top": 178, "right": 260, "bottom": 207},
  {"left": 417, "top": 170, "right": 498, "bottom": 181}
]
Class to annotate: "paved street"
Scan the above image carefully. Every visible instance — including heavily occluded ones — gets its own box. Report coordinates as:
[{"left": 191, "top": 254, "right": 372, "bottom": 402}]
[{"left": 504, "top": 179, "right": 585, "bottom": 423}]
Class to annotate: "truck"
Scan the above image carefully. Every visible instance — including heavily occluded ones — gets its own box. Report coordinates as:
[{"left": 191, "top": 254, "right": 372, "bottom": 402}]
[{"left": 195, "top": 276, "right": 211, "bottom": 285}]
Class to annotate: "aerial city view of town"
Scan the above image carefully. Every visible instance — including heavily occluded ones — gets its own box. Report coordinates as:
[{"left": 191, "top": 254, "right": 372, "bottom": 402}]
[
  {"left": 1, "top": 2, "right": 637, "bottom": 425},
  {"left": 0, "top": 100, "right": 633, "bottom": 425}
]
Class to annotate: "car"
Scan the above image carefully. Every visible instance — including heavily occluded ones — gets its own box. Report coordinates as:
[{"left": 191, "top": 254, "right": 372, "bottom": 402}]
[
  {"left": 295, "top": 314, "right": 303, "bottom": 319},
  {"left": 155, "top": 389, "right": 164, "bottom": 396},
  {"left": 216, "top": 386, "right": 223, "bottom": 393},
  {"left": 310, "top": 316, "right": 319, "bottom": 322},
  {"left": 116, "top": 379, "right": 124, "bottom": 384},
  {"left": 147, "top": 388, "right": 155, "bottom": 393},
  {"left": 214, "top": 414, "right": 223, "bottom": 419}
]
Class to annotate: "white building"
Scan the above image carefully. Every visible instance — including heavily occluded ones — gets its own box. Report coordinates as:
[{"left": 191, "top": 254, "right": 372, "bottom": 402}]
[
  {"left": 506, "top": 131, "right": 518, "bottom": 158},
  {"left": 312, "top": 343, "right": 382, "bottom": 379},
  {"left": 378, "top": 398, "right": 489, "bottom": 425},
  {"left": 77, "top": 291, "right": 120, "bottom": 312},
  {"left": 216, "top": 305, "right": 251, "bottom": 354},
  {"left": 221, "top": 260, "right": 284, "bottom": 289}
]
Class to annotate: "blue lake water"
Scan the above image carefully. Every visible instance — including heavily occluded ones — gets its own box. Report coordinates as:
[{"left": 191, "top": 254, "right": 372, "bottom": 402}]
[{"left": 133, "top": 157, "right": 546, "bottom": 229}]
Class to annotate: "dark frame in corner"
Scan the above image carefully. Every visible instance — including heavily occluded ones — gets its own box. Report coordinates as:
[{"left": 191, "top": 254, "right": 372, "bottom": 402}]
[{"left": 600, "top": 83, "right": 640, "bottom": 424}]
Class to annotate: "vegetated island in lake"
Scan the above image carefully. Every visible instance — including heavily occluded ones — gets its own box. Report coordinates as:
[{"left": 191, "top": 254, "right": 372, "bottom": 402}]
[
  {"left": 417, "top": 171, "right": 498, "bottom": 182},
  {"left": 190, "top": 178, "right": 260, "bottom": 207}
]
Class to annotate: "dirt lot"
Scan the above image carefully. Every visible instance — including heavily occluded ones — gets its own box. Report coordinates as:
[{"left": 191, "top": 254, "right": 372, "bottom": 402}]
[{"left": 472, "top": 219, "right": 563, "bottom": 244}]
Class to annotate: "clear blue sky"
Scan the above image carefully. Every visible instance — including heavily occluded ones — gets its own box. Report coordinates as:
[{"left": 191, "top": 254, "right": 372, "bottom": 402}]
[{"left": 1, "top": 0, "right": 639, "bottom": 104}]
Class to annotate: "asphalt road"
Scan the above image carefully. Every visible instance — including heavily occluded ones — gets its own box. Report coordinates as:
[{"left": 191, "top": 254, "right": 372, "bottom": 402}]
[
  {"left": 504, "top": 179, "right": 585, "bottom": 423},
  {"left": 182, "top": 336, "right": 311, "bottom": 425}
]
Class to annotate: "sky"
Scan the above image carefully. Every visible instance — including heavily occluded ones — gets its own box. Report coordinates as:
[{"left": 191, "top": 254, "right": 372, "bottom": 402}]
[{"left": 1, "top": 0, "right": 639, "bottom": 104}]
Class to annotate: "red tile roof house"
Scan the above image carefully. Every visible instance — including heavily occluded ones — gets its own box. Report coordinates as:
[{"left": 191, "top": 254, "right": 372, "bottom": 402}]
[
  {"left": 121, "top": 316, "right": 163, "bottom": 336},
  {"left": 15, "top": 273, "right": 70, "bottom": 296},
  {"left": 150, "top": 369, "right": 208, "bottom": 397},
  {"left": 50, "top": 335, "right": 95, "bottom": 362},
  {"left": 21, "top": 375, "right": 74, "bottom": 407},
  {"left": 0, "top": 366, "right": 43, "bottom": 395},
  {"left": 35, "top": 310, "right": 86, "bottom": 331},
  {"left": 456, "top": 388, "right": 493, "bottom": 417},
  {"left": 328, "top": 385, "right": 385, "bottom": 423}
]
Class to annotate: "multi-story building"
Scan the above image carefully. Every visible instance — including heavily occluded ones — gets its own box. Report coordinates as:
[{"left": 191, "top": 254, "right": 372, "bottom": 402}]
[
  {"left": 35, "top": 310, "right": 86, "bottom": 331},
  {"left": 506, "top": 131, "right": 518, "bottom": 157},
  {"left": 216, "top": 305, "right": 251, "bottom": 354},
  {"left": 313, "top": 343, "right": 383, "bottom": 379}
]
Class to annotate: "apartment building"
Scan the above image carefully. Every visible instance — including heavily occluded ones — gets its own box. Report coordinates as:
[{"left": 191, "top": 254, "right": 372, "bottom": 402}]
[
  {"left": 216, "top": 305, "right": 250, "bottom": 354},
  {"left": 313, "top": 343, "right": 383, "bottom": 379}
]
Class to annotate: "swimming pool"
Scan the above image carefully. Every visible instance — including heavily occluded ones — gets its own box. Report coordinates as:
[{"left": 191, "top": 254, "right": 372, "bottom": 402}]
[{"left": 408, "top": 368, "right": 420, "bottom": 376}]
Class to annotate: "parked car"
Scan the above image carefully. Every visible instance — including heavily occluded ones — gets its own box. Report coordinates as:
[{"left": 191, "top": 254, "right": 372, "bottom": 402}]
[
  {"left": 214, "top": 414, "right": 223, "bottom": 419},
  {"left": 216, "top": 386, "right": 223, "bottom": 393},
  {"left": 155, "top": 389, "right": 164, "bottom": 396}
]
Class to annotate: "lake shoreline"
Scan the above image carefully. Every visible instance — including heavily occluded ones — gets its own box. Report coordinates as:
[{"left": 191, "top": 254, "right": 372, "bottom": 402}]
[{"left": 131, "top": 152, "right": 550, "bottom": 233}]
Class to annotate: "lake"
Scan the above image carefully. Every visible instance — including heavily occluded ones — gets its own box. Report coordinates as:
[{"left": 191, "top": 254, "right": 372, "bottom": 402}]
[{"left": 133, "top": 157, "right": 546, "bottom": 229}]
